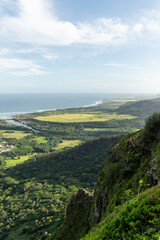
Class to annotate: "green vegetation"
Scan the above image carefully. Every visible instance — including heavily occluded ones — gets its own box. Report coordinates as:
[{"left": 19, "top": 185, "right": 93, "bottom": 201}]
[
  {"left": 35, "top": 113, "right": 136, "bottom": 123},
  {"left": 34, "top": 136, "right": 48, "bottom": 144},
  {"left": 2, "top": 131, "right": 30, "bottom": 139},
  {"left": 52, "top": 114, "right": 160, "bottom": 240},
  {"left": 116, "top": 97, "right": 160, "bottom": 117},
  {"left": 0, "top": 130, "right": 31, "bottom": 139},
  {"left": 81, "top": 185, "right": 160, "bottom": 240},
  {"left": 142, "top": 112, "right": 160, "bottom": 144},
  {"left": 5, "top": 154, "right": 36, "bottom": 168},
  {"left": 52, "top": 189, "right": 93, "bottom": 240},
  {"left": 0, "top": 176, "right": 79, "bottom": 240},
  {"left": 0, "top": 135, "right": 122, "bottom": 240},
  {"left": 0, "top": 99, "right": 160, "bottom": 240},
  {"left": 54, "top": 140, "right": 81, "bottom": 150},
  {"left": 7, "top": 136, "right": 122, "bottom": 188}
]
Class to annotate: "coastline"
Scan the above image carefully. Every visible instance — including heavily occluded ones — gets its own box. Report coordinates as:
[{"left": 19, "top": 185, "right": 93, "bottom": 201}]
[{"left": 0, "top": 98, "right": 104, "bottom": 120}]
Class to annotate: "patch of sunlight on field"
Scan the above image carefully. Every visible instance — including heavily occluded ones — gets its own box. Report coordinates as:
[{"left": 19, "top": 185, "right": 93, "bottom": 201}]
[
  {"left": 1, "top": 131, "right": 30, "bottom": 139},
  {"left": 5, "top": 154, "right": 36, "bottom": 168},
  {"left": 34, "top": 136, "right": 47, "bottom": 143},
  {"left": 35, "top": 113, "right": 136, "bottom": 123},
  {"left": 54, "top": 140, "right": 81, "bottom": 150},
  {"left": 84, "top": 128, "right": 115, "bottom": 132},
  {"left": 110, "top": 99, "right": 137, "bottom": 102}
]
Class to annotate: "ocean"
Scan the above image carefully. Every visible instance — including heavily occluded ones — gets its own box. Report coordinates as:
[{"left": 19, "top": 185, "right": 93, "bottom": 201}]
[{"left": 0, "top": 93, "right": 151, "bottom": 119}]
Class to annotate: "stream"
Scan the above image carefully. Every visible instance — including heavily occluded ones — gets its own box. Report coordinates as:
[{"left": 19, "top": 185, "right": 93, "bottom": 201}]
[{"left": 6, "top": 120, "right": 38, "bottom": 132}]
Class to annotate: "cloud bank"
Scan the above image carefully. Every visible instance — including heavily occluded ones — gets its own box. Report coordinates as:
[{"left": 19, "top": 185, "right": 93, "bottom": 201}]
[
  {"left": 0, "top": 0, "right": 160, "bottom": 47},
  {"left": 0, "top": 57, "right": 45, "bottom": 76}
]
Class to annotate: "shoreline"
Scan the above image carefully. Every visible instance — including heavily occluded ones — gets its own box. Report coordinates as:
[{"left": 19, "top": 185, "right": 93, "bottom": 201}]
[{"left": 0, "top": 99, "right": 105, "bottom": 120}]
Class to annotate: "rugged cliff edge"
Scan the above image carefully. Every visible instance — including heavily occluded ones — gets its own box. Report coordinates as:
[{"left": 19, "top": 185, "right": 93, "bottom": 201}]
[{"left": 51, "top": 113, "right": 160, "bottom": 240}]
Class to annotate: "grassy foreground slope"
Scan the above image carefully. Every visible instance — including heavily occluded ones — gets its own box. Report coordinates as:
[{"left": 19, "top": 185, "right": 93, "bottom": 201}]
[
  {"left": 81, "top": 185, "right": 160, "bottom": 240},
  {"left": 52, "top": 113, "right": 160, "bottom": 240}
]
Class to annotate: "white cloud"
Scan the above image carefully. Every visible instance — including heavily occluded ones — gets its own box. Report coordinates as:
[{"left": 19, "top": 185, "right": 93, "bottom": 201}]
[
  {"left": 13, "top": 68, "right": 45, "bottom": 76},
  {"left": 0, "top": 48, "right": 10, "bottom": 55},
  {"left": 17, "top": 47, "right": 58, "bottom": 60},
  {"left": 0, "top": 0, "right": 79, "bottom": 45},
  {"left": 140, "top": 12, "right": 160, "bottom": 38},
  {"left": 43, "top": 54, "right": 58, "bottom": 60},
  {"left": 0, "top": 58, "right": 45, "bottom": 76},
  {"left": 0, "top": 1, "right": 160, "bottom": 47},
  {"left": 77, "top": 18, "right": 129, "bottom": 45},
  {"left": 16, "top": 48, "right": 38, "bottom": 54},
  {"left": 105, "top": 62, "right": 139, "bottom": 69}
]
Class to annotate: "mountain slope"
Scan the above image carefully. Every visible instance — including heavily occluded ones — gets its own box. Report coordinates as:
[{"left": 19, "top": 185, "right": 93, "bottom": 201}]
[
  {"left": 81, "top": 185, "right": 160, "bottom": 240},
  {"left": 116, "top": 97, "right": 160, "bottom": 116}
]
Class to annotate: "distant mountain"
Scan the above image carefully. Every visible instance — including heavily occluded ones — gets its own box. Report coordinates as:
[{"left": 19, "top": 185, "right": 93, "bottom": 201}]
[{"left": 116, "top": 97, "right": 160, "bottom": 116}]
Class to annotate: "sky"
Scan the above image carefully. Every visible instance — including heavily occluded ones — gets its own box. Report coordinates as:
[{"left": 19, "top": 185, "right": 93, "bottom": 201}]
[{"left": 0, "top": 0, "right": 160, "bottom": 94}]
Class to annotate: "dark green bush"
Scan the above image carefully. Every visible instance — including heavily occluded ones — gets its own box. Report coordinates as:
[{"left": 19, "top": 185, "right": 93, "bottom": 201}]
[{"left": 143, "top": 112, "right": 160, "bottom": 144}]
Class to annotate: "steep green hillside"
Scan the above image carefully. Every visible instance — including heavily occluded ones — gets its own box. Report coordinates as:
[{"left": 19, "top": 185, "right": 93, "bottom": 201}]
[
  {"left": 53, "top": 113, "right": 160, "bottom": 240},
  {"left": 81, "top": 185, "right": 160, "bottom": 240}
]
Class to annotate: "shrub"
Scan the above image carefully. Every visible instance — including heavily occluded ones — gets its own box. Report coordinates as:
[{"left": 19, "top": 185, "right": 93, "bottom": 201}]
[{"left": 143, "top": 112, "right": 160, "bottom": 144}]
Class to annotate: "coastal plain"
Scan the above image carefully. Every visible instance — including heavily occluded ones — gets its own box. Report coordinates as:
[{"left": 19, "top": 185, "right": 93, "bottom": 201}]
[{"left": 34, "top": 112, "right": 136, "bottom": 123}]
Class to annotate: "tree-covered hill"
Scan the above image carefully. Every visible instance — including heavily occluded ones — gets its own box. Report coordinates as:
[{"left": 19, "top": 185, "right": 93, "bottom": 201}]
[
  {"left": 7, "top": 135, "right": 122, "bottom": 188},
  {"left": 116, "top": 97, "right": 160, "bottom": 116}
]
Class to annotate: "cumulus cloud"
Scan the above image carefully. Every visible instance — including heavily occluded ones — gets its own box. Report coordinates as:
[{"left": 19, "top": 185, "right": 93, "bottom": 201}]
[
  {"left": 78, "top": 18, "right": 129, "bottom": 45},
  {"left": 0, "top": 0, "right": 160, "bottom": 47},
  {"left": 0, "top": 58, "right": 45, "bottom": 76},
  {"left": 0, "top": 0, "right": 79, "bottom": 45}
]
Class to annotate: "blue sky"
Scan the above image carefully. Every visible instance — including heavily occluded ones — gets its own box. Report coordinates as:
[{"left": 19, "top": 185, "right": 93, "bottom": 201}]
[{"left": 0, "top": 0, "right": 160, "bottom": 94}]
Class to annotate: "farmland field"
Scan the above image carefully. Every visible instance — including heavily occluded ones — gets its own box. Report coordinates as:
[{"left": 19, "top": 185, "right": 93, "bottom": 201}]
[
  {"left": 54, "top": 140, "right": 81, "bottom": 150},
  {"left": 0, "top": 130, "right": 30, "bottom": 139},
  {"left": 35, "top": 113, "right": 136, "bottom": 123},
  {"left": 5, "top": 154, "right": 36, "bottom": 168},
  {"left": 34, "top": 136, "right": 48, "bottom": 143}
]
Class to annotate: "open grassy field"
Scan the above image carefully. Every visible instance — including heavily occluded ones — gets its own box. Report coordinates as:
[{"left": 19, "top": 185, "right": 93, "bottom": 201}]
[
  {"left": 5, "top": 154, "right": 36, "bottom": 168},
  {"left": 0, "top": 130, "right": 30, "bottom": 139},
  {"left": 34, "top": 136, "right": 47, "bottom": 143},
  {"left": 35, "top": 113, "right": 136, "bottom": 123},
  {"left": 84, "top": 128, "right": 118, "bottom": 132},
  {"left": 54, "top": 140, "right": 81, "bottom": 150},
  {"left": 110, "top": 98, "right": 138, "bottom": 102}
]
